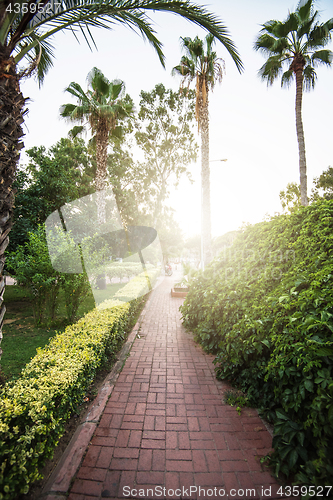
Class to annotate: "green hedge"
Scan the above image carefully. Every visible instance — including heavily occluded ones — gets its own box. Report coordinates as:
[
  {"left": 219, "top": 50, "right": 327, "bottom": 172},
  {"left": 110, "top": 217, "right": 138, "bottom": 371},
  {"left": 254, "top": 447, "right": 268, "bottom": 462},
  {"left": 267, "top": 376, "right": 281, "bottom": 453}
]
[
  {"left": 180, "top": 199, "right": 333, "bottom": 486},
  {"left": 98, "top": 266, "right": 162, "bottom": 307},
  {"left": 0, "top": 269, "right": 153, "bottom": 498}
]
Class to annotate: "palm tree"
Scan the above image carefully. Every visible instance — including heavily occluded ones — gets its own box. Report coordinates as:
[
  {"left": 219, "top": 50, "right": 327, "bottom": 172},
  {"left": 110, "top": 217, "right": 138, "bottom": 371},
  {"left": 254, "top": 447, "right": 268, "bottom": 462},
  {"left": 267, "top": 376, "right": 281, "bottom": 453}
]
[
  {"left": 60, "top": 68, "right": 133, "bottom": 224},
  {"left": 0, "top": 0, "right": 246, "bottom": 361},
  {"left": 254, "top": 0, "right": 333, "bottom": 207},
  {"left": 172, "top": 34, "right": 243, "bottom": 266}
]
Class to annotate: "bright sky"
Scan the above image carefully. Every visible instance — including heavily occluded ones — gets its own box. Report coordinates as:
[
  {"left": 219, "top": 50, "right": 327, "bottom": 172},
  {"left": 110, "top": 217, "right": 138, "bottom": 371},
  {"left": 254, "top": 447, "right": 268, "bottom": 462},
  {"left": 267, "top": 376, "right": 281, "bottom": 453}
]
[{"left": 20, "top": 0, "right": 333, "bottom": 238}]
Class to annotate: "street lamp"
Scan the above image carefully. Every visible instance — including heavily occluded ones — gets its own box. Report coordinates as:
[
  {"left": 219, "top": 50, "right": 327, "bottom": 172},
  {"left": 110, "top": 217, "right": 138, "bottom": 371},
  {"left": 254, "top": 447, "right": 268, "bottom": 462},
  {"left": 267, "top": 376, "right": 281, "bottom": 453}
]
[{"left": 201, "top": 159, "right": 227, "bottom": 271}]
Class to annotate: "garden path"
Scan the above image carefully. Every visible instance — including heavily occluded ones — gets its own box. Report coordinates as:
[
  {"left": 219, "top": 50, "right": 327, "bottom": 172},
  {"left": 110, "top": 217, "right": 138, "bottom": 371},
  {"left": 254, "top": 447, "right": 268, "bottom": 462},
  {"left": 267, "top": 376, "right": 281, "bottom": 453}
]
[{"left": 43, "top": 271, "right": 295, "bottom": 500}]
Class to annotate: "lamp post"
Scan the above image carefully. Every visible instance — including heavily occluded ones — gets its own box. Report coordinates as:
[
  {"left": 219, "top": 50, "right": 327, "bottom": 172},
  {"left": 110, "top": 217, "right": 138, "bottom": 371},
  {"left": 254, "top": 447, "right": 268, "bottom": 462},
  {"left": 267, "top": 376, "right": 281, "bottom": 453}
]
[{"left": 201, "top": 159, "right": 227, "bottom": 271}]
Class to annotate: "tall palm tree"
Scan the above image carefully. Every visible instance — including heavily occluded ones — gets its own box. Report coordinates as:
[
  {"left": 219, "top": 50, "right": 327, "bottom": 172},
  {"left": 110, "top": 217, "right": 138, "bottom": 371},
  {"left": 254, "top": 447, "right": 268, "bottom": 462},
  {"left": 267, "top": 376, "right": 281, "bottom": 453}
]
[
  {"left": 0, "top": 0, "right": 245, "bottom": 361},
  {"left": 172, "top": 34, "right": 243, "bottom": 266},
  {"left": 254, "top": 0, "right": 333, "bottom": 207},
  {"left": 60, "top": 68, "right": 133, "bottom": 224}
]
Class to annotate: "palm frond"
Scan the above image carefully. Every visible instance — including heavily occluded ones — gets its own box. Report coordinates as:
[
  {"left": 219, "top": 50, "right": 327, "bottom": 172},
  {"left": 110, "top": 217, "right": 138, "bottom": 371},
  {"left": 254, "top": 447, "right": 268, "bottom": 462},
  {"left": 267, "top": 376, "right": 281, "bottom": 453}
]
[
  {"left": 297, "top": 0, "right": 313, "bottom": 23},
  {"left": 181, "top": 36, "right": 203, "bottom": 59},
  {"left": 254, "top": 33, "right": 278, "bottom": 54},
  {"left": 272, "top": 36, "right": 290, "bottom": 54},
  {"left": 261, "top": 19, "right": 280, "bottom": 36},
  {"left": 297, "top": 12, "right": 317, "bottom": 39},
  {"left": 34, "top": 37, "right": 55, "bottom": 85},
  {"left": 274, "top": 13, "right": 299, "bottom": 38},
  {"left": 281, "top": 69, "right": 294, "bottom": 88},
  {"left": 16, "top": 33, "right": 55, "bottom": 84},
  {"left": 109, "top": 81, "right": 125, "bottom": 100},
  {"left": 303, "top": 64, "right": 317, "bottom": 90},
  {"left": 60, "top": 102, "right": 82, "bottom": 119},
  {"left": 63, "top": 82, "right": 89, "bottom": 103},
  {"left": 308, "top": 20, "right": 333, "bottom": 49},
  {"left": 258, "top": 55, "right": 283, "bottom": 85},
  {"left": 311, "top": 49, "right": 333, "bottom": 66},
  {"left": 6, "top": 0, "right": 244, "bottom": 83},
  {"left": 205, "top": 32, "right": 215, "bottom": 56},
  {"left": 172, "top": 57, "right": 195, "bottom": 81},
  {"left": 135, "top": 1, "right": 243, "bottom": 72},
  {"left": 68, "top": 125, "right": 86, "bottom": 138}
]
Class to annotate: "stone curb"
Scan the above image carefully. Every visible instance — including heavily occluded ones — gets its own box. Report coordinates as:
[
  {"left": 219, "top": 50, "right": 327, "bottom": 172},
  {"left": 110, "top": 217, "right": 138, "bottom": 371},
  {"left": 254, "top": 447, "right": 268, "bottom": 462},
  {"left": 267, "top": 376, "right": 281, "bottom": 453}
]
[{"left": 40, "top": 296, "right": 152, "bottom": 499}]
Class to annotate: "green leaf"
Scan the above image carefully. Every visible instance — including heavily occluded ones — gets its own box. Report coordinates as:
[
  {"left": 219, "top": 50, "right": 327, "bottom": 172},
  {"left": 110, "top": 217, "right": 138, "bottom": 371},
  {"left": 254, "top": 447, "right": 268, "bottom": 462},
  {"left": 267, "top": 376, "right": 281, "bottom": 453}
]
[
  {"left": 296, "top": 444, "right": 308, "bottom": 462},
  {"left": 304, "top": 379, "right": 314, "bottom": 392},
  {"left": 275, "top": 408, "right": 289, "bottom": 420},
  {"left": 279, "top": 445, "right": 294, "bottom": 461},
  {"left": 296, "top": 432, "right": 305, "bottom": 447},
  {"left": 288, "top": 448, "right": 298, "bottom": 469},
  {"left": 328, "top": 405, "right": 333, "bottom": 424},
  {"left": 315, "top": 347, "right": 333, "bottom": 356}
]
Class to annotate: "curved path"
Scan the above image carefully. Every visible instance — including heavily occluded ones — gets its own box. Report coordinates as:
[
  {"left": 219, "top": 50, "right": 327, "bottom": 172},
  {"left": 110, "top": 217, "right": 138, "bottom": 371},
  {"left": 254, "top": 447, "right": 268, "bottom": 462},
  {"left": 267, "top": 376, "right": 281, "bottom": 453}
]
[{"left": 44, "top": 273, "right": 294, "bottom": 500}]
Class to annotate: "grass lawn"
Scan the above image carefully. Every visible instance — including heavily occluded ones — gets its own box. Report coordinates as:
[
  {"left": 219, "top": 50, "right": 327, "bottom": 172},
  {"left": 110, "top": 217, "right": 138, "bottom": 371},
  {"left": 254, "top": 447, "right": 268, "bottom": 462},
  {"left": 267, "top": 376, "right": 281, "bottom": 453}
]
[{"left": 0, "top": 283, "right": 123, "bottom": 381}]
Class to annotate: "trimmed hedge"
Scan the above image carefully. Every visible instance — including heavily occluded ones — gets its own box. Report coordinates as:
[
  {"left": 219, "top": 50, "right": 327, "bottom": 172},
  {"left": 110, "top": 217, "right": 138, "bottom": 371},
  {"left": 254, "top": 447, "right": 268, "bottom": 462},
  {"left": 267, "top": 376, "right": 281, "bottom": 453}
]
[
  {"left": 0, "top": 269, "right": 155, "bottom": 498},
  {"left": 180, "top": 199, "right": 333, "bottom": 485},
  {"left": 97, "top": 266, "right": 162, "bottom": 308}
]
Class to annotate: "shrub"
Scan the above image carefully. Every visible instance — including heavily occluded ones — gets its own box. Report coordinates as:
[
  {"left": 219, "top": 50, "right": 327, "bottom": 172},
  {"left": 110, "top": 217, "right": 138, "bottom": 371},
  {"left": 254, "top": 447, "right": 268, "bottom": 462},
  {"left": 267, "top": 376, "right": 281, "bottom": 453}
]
[
  {"left": 0, "top": 291, "right": 146, "bottom": 498},
  {"left": 61, "top": 272, "right": 91, "bottom": 323},
  {"left": 180, "top": 199, "right": 333, "bottom": 485},
  {"left": 7, "top": 226, "right": 61, "bottom": 324},
  {"left": 7, "top": 226, "right": 91, "bottom": 325}
]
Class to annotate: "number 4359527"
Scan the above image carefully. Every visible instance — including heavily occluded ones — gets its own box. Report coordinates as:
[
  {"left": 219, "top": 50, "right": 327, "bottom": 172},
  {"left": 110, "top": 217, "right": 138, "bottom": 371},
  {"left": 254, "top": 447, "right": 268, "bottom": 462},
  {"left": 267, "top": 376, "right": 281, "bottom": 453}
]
[
  {"left": 278, "top": 485, "right": 332, "bottom": 497},
  {"left": 6, "top": 3, "right": 61, "bottom": 14}
]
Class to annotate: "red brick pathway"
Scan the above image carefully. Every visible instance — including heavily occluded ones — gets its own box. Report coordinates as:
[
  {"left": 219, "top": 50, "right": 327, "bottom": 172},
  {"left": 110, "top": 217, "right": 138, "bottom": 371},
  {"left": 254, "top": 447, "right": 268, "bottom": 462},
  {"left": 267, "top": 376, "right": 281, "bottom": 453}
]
[{"left": 67, "top": 274, "right": 289, "bottom": 500}]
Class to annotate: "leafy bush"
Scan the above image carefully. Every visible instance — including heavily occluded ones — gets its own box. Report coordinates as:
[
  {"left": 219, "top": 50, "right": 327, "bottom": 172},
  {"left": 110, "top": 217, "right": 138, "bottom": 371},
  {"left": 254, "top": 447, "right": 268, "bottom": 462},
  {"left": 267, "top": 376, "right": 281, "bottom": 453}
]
[
  {"left": 180, "top": 199, "right": 333, "bottom": 485},
  {"left": 7, "top": 226, "right": 90, "bottom": 325},
  {"left": 0, "top": 287, "right": 147, "bottom": 498},
  {"left": 7, "top": 226, "right": 62, "bottom": 324}
]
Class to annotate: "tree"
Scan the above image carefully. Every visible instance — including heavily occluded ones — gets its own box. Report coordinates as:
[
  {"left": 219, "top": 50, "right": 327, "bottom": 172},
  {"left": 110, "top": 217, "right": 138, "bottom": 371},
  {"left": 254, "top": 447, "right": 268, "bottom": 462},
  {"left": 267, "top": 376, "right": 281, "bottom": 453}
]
[
  {"left": 312, "top": 166, "right": 333, "bottom": 200},
  {"left": 156, "top": 209, "right": 184, "bottom": 261},
  {"left": 279, "top": 182, "right": 302, "bottom": 213},
  {"left": 254, "top": 0, "right": 333, "bottom": 207},
  {"left": 60, "top": 68, "right": 133, "bottom": 224},
  {"left": 0, "top": 0, "right": 242, "bottom": 360},
  {"left": 8, "top": 137, "right": 95, "bottom": 254},
  {"left": 172, "top": 33, "right": 243, "bottom": 266},
  {"left": 134, "top": 83, "right": 198, "bottom": 225},
  {"left": 107, "top": 129, "right": 152, "bottom": 228}
]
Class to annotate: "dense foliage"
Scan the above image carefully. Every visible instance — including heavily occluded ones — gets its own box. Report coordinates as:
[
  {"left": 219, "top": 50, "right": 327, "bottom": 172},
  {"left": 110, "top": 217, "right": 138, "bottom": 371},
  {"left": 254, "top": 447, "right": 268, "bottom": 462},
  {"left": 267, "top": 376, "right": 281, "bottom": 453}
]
[
  {"left": 181, "top": 199, "right": 333, "bottom": 486},
  {"left": 8, "top": 138, "right": 95, "bottom": 253}
]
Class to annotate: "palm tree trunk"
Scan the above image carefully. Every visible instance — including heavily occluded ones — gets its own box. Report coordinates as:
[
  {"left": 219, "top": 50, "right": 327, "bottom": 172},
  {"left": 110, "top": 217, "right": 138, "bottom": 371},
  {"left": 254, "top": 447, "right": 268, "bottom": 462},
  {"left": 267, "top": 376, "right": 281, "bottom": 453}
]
[
  {"left": 295, "top": 69, "right": 308, "bottom": 207},
  {"left": 95, "top": 127, "right": 109, "bottom": 225},
  {"left": 200, "top": 96, "right": 212, "bottom": 266},
  {"left": 0, "top": 52, "right": 26, "bottom": 361}
]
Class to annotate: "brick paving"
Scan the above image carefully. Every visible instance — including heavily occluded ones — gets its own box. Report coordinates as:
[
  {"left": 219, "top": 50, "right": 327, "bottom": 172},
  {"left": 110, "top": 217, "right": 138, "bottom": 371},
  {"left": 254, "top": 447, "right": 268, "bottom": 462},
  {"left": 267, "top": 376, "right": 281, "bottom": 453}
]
[{"left": 66, "top": 273, "right": 290, "bottom": 500}]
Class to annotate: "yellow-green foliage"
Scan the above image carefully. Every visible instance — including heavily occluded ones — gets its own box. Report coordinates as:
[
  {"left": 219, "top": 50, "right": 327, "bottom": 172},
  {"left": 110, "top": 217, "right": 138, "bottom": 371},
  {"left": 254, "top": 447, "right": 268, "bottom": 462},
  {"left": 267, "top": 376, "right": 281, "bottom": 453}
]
[
  {"left": 0, "top": 302, "right": 130, "bottom": 499},
  {"left": 101, "top": 267, "right": 161, "bottom": 305}
]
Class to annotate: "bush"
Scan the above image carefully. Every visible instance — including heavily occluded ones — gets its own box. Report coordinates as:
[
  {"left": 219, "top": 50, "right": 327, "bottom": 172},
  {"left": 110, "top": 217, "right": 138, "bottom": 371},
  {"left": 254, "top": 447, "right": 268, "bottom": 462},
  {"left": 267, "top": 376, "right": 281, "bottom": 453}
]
[
  {"left": 7, "top": 226, "right": 61, "bottom": 324},
  {"left": 180, "top": 199, "right": 333, "bottom": 485},
  {"left": 0, "top": 288, "right": 147, "bottom": 498},
  {"left": 7, "top": 226, "right": 90, "bottom": 325}
]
